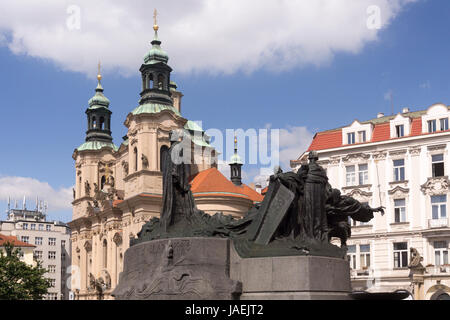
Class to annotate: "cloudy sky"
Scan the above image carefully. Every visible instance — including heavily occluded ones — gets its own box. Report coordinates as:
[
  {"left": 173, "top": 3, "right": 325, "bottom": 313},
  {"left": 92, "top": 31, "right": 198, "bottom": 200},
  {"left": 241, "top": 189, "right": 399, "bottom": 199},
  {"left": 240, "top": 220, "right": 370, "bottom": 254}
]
[{"left": 1, "top": 0, "right": 449, "bottom": 222}]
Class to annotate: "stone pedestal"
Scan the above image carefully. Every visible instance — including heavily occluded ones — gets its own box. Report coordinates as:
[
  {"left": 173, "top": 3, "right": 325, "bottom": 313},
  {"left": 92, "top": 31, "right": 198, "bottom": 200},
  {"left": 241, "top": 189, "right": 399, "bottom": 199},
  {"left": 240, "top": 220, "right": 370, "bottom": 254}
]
[
  {"left": 113, "top": 237, "right": 351, "bottom": 300},
  {"left": 230, "top": 244, "right": 351, "bottom": 300},
  {"left": 112, "top": 237, "right": 241, "bottom": 300}
]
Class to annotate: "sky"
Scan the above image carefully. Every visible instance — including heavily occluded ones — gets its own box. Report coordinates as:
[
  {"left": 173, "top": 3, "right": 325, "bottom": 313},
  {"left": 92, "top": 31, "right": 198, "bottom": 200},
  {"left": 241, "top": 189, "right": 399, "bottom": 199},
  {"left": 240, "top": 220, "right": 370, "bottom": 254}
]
[{"left": 1, "top": 0, "right": 450, "bottom": 222}]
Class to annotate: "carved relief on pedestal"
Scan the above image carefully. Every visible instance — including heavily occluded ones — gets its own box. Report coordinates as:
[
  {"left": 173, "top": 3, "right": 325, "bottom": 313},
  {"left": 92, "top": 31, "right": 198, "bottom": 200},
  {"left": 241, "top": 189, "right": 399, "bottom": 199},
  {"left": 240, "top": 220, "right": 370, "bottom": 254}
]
[{"left": 420, "top": 177, "right": 450, "bottom": 196}]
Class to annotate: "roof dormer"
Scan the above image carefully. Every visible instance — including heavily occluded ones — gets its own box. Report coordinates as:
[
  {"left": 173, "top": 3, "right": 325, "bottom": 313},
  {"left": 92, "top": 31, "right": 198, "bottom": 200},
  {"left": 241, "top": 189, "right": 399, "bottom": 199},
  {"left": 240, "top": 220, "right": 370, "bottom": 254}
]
[
  {"left": 390, "top": 113, "right": 411, "bottom": 138},
  {"left": 342, "top": 120, "right": 373, "bottom": 145},
  {"left": 422, "top": 103, "right": 450, "bottom": 134}
]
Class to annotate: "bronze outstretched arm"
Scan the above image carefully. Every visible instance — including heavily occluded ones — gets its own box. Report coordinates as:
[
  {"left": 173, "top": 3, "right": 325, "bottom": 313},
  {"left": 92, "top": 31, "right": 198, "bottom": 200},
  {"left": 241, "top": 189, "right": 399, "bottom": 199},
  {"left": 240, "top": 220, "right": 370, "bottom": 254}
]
[{"left": 371, "top": 206, "right": 385, "bottom": 215}]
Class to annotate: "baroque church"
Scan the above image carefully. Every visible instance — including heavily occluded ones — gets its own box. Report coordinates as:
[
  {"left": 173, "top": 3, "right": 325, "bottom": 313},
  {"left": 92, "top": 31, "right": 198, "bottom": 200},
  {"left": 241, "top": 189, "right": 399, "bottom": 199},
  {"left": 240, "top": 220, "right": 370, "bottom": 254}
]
[{"left": 68, "top": 20, "right": 263, "bottom": 299}]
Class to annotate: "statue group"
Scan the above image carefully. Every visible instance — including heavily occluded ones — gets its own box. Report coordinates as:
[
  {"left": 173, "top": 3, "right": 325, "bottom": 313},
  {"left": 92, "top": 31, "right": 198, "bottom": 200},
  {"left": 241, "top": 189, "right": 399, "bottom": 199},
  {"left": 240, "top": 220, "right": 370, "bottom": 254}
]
[{"left": 133, "top": 130, "right": 384, "bottom": 258}]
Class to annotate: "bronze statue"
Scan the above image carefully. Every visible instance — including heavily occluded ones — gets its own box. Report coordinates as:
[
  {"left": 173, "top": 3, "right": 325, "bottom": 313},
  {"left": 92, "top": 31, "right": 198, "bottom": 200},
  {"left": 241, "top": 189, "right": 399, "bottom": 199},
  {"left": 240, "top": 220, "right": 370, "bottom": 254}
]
[{"left": 134, "top": 142, "right": 383, "bottom": 258}]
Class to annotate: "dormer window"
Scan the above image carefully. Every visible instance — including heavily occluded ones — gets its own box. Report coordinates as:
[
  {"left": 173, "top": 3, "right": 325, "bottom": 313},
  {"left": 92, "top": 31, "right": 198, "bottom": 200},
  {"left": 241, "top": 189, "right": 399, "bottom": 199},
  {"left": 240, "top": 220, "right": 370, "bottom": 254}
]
[
  {"left": 440, "top": 118, "right": 449, "bottom": 131},
  {"left": 395, "top": 125, "right": 404, "bottom": 138},
  {"left": 347, "top": 132, "right": 355, "bottom": 145},
  {"left": 358, "top": 131, "right": 366, "bottom": 143},
  {"left": 428, "top": 120, "right": 437, "bottom": 133}
]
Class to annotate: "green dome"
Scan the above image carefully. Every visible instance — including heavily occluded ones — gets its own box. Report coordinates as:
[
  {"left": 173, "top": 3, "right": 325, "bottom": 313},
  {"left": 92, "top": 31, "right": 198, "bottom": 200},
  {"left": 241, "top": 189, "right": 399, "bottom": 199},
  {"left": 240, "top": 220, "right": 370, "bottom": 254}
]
[
  {"left": 230, "top": 152, "right": 243, "bottom": 164},
  {"left": 88, "top": 84, "right": 110, "bottom": 109},
  {"left": 143, "top": 33, "right": 169, "bottom": 65}
]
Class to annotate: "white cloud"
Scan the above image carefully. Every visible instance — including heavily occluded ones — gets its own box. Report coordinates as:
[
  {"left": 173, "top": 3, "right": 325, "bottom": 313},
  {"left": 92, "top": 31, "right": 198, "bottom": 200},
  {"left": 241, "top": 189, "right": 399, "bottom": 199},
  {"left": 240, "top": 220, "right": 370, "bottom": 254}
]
[
  {"left": 0, "top": 0, "right": 417, "bottom": 77},
  {"left": 420, "top": 80, "right": 431, "bottom": 89},
  {"left": 384, "top": 89, "right": 393, "bottom": 101},
  {"left": 0, "top": 176, "right": 72, "bottom": 213}
]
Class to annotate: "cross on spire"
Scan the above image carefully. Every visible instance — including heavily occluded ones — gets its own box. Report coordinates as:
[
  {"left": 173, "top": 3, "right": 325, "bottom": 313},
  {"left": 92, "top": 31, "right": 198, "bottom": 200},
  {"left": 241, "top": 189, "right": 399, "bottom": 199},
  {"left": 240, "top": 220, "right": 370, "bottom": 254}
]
[{"left": 153, "top": 9, "right": 159, "bottom": 31}]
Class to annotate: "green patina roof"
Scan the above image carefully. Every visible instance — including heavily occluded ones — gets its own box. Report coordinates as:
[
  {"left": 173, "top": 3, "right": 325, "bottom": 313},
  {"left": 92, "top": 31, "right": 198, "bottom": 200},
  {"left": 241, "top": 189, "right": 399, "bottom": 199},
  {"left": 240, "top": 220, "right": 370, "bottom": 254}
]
[
  {"left": 184, "top": 120, "right": 203, "bottom": 132},
  {"left": 143, "top": 33, "right": 169, "bottom": 65},
  {"left": 190, "top": 134, "right": 212, "bottom": 148},
  {"left": 132, "top": 103, "right": 181, "bottom": 116},
  {"left": 88, "top": 83, "right": 110, "bottom": 110},
  {"left": 76, "top": 141, "right": 118, "bottom": 152},
  {"left": 230, "top": 152, "right": 243, "bottom": 164}
]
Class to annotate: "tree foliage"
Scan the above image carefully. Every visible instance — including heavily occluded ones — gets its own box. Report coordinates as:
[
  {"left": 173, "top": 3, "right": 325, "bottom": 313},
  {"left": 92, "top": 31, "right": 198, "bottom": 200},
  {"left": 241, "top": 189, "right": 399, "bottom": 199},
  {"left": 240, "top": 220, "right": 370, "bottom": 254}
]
[{"left": 0, "top": 242, "right": 51, "bottom": 300}]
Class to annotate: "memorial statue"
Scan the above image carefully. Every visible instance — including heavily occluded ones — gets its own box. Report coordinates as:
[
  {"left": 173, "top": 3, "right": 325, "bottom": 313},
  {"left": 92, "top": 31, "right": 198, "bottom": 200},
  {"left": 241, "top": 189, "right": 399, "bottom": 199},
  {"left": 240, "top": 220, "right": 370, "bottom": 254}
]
[{"left": 133, "top": 135, "right": 383, "bottom": 258}]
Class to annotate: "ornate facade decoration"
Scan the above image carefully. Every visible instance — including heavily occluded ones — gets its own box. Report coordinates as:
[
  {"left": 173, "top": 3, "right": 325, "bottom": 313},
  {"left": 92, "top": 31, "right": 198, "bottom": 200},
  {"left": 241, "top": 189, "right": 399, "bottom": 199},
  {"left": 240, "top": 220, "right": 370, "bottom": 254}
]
[
  {"left": 372, "top": 151, "right": 387, "bottom": 160},
  {"left": 342, "top": 153, "right": 371, "bottom": 164},
  {"left": 388, "top": 185, "right": 410, "bottom": 199},
  {"left": 420, "top": 177, "right": 450, "bottom": 196}
]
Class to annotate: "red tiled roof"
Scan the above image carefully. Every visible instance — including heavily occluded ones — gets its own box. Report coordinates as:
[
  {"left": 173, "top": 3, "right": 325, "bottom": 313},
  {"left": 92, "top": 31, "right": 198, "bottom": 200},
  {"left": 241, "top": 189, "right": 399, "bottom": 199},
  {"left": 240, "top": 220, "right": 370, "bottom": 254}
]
[
  {"left": 190, "top": 167, "right": 263, "bottom": 203},
  {"left": 0, "top": 234, "right": 35, "bottom": 248},
  {"left": 307, "top": 130, "right": 342, "bottom": 151},
  {"left": 410, "top": 118, "right": 422, "bottom": 136},
  {"left": 371, "top": 122, "right": 390, "bottom": 142},
  {"left": 305, "top": 114, "right": 442, "bottom": 152}
]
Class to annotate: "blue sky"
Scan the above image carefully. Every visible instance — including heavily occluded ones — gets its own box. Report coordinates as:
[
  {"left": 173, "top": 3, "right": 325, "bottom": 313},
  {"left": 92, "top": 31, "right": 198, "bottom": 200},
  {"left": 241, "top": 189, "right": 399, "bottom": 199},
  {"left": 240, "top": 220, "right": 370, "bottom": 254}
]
[{"left": 0, "top": 0, "right": 449, "bottom": 222}]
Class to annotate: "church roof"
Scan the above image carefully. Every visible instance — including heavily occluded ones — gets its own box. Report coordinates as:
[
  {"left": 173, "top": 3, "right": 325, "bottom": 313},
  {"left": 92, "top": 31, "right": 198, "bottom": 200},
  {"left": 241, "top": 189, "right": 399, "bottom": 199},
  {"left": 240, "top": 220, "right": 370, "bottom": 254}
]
[
  {"left": 131, "top": 103, "right": 181, "bottom": 116},
  {"left": 76, "top": 141, "right": 118, "bottom": 152},
  {"left": 190, "top": 167, "right": 263, "bottom": 203}
]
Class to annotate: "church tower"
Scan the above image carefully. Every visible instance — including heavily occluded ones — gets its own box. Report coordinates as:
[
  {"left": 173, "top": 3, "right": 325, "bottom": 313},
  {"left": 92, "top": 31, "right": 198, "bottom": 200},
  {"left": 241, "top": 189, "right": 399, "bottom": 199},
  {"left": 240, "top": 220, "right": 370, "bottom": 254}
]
[
  {"left": 85, "top": 64, "right": 113, "bottom": 144},
  {"left": 229, "top": 135, "right": 243, "bottom": 186},
  {"left": 138, "top": 11, "right": 173, "bottom": 107}
]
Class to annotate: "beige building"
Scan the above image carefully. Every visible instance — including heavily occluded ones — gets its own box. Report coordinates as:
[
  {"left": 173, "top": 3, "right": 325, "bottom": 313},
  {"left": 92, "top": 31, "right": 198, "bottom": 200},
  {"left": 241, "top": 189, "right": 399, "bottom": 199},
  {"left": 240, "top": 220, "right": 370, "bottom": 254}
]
[
  {"left": 0, "top": 233, "right": 35, "bottom": 266},
  {"left": 0, "top": 202, "right": 71, "bottom": 300},
  {"left": 69, "top": 23, "right": 262, "bottom": 300},
  {"left": 292, "top": 103, "right": 450, "bottom": 300}
]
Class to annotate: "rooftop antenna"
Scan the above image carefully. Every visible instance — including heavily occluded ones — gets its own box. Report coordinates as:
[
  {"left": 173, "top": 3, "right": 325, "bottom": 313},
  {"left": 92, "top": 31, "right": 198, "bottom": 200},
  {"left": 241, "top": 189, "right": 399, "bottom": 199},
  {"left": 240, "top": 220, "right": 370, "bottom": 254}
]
[
  {"left": 389, "top": 92, "right": 394, "bottom": 116},
  {"left": 14, "top": 199, "right": 18, "bottom": 209},
  {"left": 7, "top": 196, "right": 10, "bottom": 211}
]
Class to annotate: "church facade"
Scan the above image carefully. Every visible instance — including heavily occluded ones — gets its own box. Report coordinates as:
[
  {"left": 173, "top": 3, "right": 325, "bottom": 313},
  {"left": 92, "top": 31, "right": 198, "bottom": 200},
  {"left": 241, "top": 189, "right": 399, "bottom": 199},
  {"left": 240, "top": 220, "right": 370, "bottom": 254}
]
[{"left": 68, "top": 22, "right": 262, "bottom": 300}]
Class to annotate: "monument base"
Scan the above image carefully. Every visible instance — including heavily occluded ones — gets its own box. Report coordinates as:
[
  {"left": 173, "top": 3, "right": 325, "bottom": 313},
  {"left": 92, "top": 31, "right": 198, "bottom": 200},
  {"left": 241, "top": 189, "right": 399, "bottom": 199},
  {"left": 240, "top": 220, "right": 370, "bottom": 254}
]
[
  {"left": 230, "top": 243, "right": 351, "bottom": 300},
  {"left": 113, "top": 237, "right": 352, "bottom": 300}
]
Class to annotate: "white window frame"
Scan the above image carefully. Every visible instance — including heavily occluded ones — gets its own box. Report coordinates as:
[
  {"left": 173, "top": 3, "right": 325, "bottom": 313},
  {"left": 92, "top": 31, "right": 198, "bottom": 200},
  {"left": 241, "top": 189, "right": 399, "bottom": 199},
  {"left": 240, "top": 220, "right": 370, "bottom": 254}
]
[
  {"left": 393, "top": 159, "right": 405, "bottom": 182},
  {"left": 393, "top": 242, "right": 408, "bottom": 269},
  {"left": 434, "top": 241, "right": 449, "bottom": 266},
  {"left": 394, "top": 199, "right": 407, "bottom": 223},
  {"left": 359, "top": 244, "right": 371, "bottom": 269},
  {"left": 346, "top": 165, "right": 356, "bottom": 186},
  {"left": 431, "top": 153, "right": 445, "bottom": 178},
  {"left": 431, "top": 195, "right": 447, "bottom": 219},
  {"left": 358, "top": 164, "right": 369, "bottom": 185}
]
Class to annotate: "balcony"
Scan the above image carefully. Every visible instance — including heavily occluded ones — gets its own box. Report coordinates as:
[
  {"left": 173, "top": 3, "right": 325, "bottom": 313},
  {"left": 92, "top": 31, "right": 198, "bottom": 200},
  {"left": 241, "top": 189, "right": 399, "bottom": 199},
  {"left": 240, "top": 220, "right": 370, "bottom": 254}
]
[
  {"left": 426, "top": 265, "right": 450, "bottom": 275},
  {"left": 428, "top": 218, "right": 449, "bottom": 229}
]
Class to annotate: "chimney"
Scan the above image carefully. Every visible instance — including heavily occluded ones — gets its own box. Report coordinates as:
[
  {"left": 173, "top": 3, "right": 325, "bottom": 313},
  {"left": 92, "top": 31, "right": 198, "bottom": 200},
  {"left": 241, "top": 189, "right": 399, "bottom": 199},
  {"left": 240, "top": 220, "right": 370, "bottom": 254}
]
[
  {"left": 402, "top": 107, "right": 410, "bottom": 114},
  {"left": 377, "top": 112, "right": 385, "bottom": 118}
]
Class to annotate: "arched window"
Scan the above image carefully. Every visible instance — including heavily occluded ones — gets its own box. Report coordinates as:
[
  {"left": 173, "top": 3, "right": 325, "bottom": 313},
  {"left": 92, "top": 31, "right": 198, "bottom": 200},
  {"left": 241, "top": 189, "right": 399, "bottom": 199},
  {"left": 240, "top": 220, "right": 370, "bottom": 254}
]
[
  {"left": 134, "top": 147, "right": 138, "bottom": 172},
  {"left": 99, "top": 117, "right": 105, "bottom": 130},
  {"left": 103, "top": 239, "right": 107, "bottom": 268},
  {"left": 158, "top": 74, "right": 164, "bottom": 90},
  {"left": 100, "top": 176, "right": 106, "bottom": 190},
  {"left": 148, "top": 74, "right": 154, "bottom": 89},
  {"left": 92, "top": 116, "right": 97, "bottom": 129},
  {"left": 160, "top": 145, "right": 169, "bottom": 172}
]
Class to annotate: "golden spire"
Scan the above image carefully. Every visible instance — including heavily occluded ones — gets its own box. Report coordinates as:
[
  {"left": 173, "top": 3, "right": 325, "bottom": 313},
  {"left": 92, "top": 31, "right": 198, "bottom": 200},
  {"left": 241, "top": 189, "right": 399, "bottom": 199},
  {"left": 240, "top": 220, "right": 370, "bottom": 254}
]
[
  {"left": 153, "top": 9, "right": 159, "bottom": 31},
  {"left": 97, "top": 61, "right": 102, "bottom": 82},
  {"left": 234, "top": 134, "right": 238, "bottom": 151}
]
